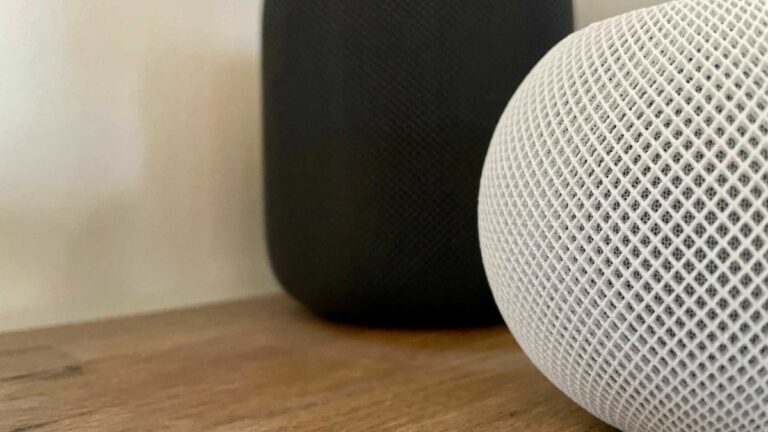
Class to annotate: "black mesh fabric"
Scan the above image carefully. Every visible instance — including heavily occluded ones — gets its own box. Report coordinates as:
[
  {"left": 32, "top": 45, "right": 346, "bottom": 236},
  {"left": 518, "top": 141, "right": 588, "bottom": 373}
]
[{"left": 263, "top": 0, "right": 573, "bottom": 326}]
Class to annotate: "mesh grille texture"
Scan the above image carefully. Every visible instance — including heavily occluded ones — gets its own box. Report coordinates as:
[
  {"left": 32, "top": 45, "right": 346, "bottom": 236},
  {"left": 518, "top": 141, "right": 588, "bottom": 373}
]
[
  {"left": 263, "top": 0, "right": 572, "bottom": 325},
  {"left": 478, "top": 0, "right": 768, "bottom": 431}
]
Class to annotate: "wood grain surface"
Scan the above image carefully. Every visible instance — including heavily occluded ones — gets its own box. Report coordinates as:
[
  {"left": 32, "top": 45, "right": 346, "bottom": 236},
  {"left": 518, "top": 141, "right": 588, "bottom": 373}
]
[{"left": 0, "top": 294, "right": 616, "bottom": 431}]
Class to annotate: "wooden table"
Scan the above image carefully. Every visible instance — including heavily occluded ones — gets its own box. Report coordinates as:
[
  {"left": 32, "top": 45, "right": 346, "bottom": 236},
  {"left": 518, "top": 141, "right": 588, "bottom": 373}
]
[{"left": 0, "top": 294, "right": 615, "bottom": 431}]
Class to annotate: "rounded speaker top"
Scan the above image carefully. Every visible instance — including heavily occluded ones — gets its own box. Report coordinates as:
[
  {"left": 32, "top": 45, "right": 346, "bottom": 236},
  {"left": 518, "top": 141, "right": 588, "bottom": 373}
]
[{"left": 479, "top": 0, "right": 768, "bottom": 430}]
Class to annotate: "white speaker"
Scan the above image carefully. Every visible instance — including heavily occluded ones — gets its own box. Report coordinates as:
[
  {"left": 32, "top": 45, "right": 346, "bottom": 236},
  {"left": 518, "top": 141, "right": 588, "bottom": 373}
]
[{"left": 478, "top": 0, "right": 768, "bottom": 431}]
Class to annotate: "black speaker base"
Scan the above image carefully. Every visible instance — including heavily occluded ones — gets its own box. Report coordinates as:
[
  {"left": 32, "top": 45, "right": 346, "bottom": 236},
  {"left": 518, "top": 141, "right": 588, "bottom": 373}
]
[{"left": 290, "top": 296, "right": 502, "bottom": 329}]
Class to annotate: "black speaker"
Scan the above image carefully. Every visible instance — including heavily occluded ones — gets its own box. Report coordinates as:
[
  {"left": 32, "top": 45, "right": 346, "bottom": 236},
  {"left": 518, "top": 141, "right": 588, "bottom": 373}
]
[{"left": 263, "top": 0, "right": 573, "bottom": 326}]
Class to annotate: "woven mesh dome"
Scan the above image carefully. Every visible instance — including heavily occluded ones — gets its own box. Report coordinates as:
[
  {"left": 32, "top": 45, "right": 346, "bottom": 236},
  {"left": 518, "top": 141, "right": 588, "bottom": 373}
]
[{"left": 478, "top": 0, "right": 768, "bottom": 431}]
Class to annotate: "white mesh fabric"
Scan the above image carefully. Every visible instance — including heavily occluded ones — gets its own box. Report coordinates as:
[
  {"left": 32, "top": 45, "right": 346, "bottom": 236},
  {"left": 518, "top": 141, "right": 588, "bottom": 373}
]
[{"left": 478, "top": 0, "right": 768, "bottom": 431}]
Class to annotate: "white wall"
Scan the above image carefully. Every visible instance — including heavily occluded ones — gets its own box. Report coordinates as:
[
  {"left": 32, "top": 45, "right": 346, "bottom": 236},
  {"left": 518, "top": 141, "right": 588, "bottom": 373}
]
[
  {"left": 0, "top": 0, "right": 276, "bottom": 332},
  {"left": 574, "top": 0, "right": 669, "bottom": 28}
]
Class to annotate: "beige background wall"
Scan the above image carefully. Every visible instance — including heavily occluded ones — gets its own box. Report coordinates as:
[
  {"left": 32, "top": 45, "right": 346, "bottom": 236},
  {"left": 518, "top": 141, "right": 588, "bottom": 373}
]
[
  {"left": 0, "top": 0, "right": 669, "bottom": 333},
  {"left": 0, "top": 0, "right": 275, "bottom": 332},
  {"left": 574, "top": 0, "right": 668, "bottom": 28}
]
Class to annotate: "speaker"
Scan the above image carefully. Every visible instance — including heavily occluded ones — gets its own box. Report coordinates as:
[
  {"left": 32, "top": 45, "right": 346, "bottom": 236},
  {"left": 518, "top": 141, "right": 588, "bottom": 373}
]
[
  {"left": 479, "top": 0, "right": 768, "bottom": 430},
  {"left": 263, "top": 0, "right": 573, "bottom": 326}
]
